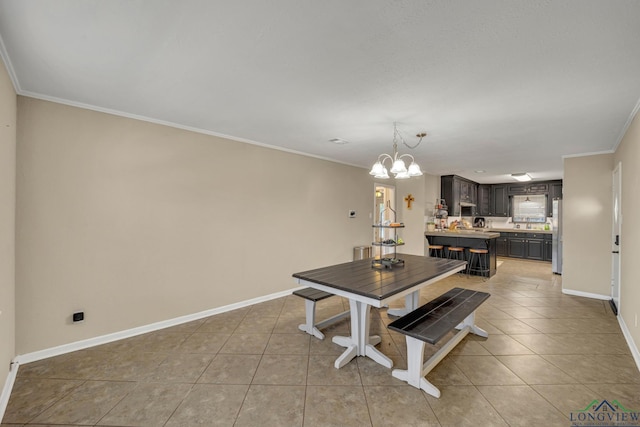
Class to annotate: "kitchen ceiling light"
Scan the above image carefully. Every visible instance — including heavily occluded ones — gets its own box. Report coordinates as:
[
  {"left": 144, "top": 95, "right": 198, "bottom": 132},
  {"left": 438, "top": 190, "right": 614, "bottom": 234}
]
[
  {"left": 369, "top": 123, "right": 425, "bottom": 180},
  {"left": 511, "top": 173, "right": 532, "bottom": 182}
]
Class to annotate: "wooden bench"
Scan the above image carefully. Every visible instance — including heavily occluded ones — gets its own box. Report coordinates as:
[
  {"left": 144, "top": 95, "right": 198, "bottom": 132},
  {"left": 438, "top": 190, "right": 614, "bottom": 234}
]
[
  {"left": 293, "top": 287, "right": 350, "bottom": 340},
  {"left": 387, "top": 287, "right": 490, "bottom": 398}
]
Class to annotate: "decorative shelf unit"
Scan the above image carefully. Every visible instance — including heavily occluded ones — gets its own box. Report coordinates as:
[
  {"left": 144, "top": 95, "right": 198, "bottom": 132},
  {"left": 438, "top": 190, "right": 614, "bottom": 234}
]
[{"left": 372, "top": 201, "right": 405, "bottom": 269}]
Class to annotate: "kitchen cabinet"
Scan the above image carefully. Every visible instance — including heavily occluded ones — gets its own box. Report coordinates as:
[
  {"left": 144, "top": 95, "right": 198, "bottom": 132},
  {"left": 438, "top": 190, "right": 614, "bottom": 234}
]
[
  {"left": 496, "top": 235, "right": 509, "bottom": 256},
  {"left": 441, "top": 175, "right": 478, "bottom": 216},
  {"left": 491, "top": 185, "right": 509, "bottom": 217},
  {"left": 442, "top": 176, "right": 561, "bottom": 219},
  {"left": 502, "top": 232, "right": 550, "bottom": 262},
  {"left": 544, "top": 235, "right": 553, "bottom": 261},
  {"left": 507, "top": 182, "right": 549, "bottom": 195},
  {"left": 477, "top": 185, "right": 491, "bottom": 216},
  {"left": 547, "top": 180, "right": 563, "bottom": 217}
]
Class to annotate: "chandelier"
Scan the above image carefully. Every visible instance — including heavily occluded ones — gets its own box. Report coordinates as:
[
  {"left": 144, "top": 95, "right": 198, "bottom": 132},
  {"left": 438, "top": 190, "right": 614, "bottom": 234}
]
[{"left": 369, "top": 123, "right": 425, "bottom": 179}]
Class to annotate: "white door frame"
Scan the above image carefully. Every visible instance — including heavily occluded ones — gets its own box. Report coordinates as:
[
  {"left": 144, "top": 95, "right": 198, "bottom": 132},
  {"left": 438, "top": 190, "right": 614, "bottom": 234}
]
[{"left": 611, "top": 162, "right": 622, "bottom": 314}]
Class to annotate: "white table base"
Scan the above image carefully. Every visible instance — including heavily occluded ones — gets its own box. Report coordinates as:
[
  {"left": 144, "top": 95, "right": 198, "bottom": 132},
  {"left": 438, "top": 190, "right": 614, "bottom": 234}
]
[
  {"left": 386, "top": 291, "right": 420, "bottom": 317},
  {"left": 331, "top": 299, "right": 393, "bottom": 369}
]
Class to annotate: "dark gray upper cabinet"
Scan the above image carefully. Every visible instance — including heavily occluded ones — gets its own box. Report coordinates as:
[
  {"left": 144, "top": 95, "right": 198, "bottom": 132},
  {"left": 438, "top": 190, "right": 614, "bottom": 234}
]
[
  {"left": 491, "top": 185, "right": 509, "bottom": 217},
  {"left": 546, "top": 180, "right": 563, "bottom": 216},
  {"left": 442, "top": 175, "right": 561, "bottom": 218},
  {"left": 507, "top": 182, "right": 549, "bottom": 195},
  {"left": 441, "top": 175, "right": 478, "bottom": 216},
  {"left": 477, "top": 185, "right": 491, "bottom": 216}
]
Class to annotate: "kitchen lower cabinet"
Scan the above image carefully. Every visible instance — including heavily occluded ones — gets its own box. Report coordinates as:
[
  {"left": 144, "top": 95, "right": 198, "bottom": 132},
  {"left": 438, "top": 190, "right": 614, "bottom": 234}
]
[
  {"left": 508, "top": 238, "right": 526, "bottom": 258},
  {"left": 526, "top": 238, "right": 544, "bottom": 260},
  {"left": 543, "top": 234, "right": 553, "bottom": 261},
  {"left": 501, "top": 232, "right": 551, "bottom": 262},
  {"left": 496, "top": 236, "right": 508, "bottom": 256}
]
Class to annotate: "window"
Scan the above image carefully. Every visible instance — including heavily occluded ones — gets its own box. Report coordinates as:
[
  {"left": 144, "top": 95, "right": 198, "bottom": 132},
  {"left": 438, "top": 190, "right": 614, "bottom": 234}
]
[{"left": 512, "top": 195, "right": 546, "bottom": 223}]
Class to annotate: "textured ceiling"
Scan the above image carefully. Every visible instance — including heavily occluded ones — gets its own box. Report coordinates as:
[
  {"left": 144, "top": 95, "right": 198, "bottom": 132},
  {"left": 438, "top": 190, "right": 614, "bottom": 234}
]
[{"left": 1, "top": 0, "right": 640, "bottom": 183}]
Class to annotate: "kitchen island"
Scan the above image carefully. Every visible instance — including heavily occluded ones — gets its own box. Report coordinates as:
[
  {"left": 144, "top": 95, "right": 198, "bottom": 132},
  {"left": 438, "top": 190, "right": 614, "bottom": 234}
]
[{"left": 425, "top": 229, "right": 500, "bottom": 277}]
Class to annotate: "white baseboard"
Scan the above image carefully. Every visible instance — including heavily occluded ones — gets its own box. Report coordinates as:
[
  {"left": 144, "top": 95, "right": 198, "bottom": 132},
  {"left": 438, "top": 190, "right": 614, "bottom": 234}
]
[
  {"left": 618, "top": 315, "right": 640, "bottom": 372},
  {"left": 0, "top": 360, "right": 19, "bottom": 423},
  {"left": 14, "top": 288, "right": 296, "bottom": 366},
  {"left": 561, "top": 288, "right": 610, "bottom": 300}
]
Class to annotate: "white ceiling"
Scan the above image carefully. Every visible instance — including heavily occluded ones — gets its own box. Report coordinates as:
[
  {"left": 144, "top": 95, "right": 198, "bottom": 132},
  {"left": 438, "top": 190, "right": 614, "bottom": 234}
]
[{"left": 1, "top": 0, "right": 640, "bottom": 183}]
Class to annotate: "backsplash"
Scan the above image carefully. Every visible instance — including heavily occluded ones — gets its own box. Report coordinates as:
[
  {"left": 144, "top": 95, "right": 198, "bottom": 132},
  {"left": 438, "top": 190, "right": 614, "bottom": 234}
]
[{"left": 425, "top": 215, "right": 553, "bottom": 230}]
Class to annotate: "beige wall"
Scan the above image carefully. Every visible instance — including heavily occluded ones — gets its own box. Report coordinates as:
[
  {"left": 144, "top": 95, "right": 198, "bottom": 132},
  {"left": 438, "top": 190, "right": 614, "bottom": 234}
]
[
  {"left": 396, "top": 176, "right": 426, "bottom": 256},
  {"left": 562, "top": 154, "right": 613, "bottom": 296},
  {"left": 614, "top": 109, "right": 640, "bottom": 354},
  {"left": 15, "top": 97, "right": 374, "bottom": 354},
  {"left": 0, "top": 58, "right": 16, "bottom": 377}
]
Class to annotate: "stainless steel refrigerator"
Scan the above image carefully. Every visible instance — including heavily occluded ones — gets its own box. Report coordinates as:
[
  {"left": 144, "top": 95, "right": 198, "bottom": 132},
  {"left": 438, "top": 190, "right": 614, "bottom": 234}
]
[{"left": 552, "top": 198, "right": 563, "bottom": 274}]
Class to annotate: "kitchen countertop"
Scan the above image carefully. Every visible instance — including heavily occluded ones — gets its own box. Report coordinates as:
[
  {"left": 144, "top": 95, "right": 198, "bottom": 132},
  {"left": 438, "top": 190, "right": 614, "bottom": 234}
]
[
  {"left": 425, "top": 230, "right": 500, "bottom": 238},
  {"left": 485, "top": 227, "right": 553, "bottom": 234}
]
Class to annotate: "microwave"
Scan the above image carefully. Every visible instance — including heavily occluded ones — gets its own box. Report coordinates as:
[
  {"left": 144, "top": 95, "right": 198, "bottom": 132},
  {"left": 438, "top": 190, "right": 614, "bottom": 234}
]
[{"left": 460, "top": 202, "right": 475, "bottom": 216}]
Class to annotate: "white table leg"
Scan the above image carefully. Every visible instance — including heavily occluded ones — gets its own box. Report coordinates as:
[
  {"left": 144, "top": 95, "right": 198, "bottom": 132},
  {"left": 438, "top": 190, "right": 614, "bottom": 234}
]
[
  {"left": 386, "top": 291, "right": 420, "bottom": 317},
  {"left": 330, "top": 299, "right": 393, "bottom": 369}
]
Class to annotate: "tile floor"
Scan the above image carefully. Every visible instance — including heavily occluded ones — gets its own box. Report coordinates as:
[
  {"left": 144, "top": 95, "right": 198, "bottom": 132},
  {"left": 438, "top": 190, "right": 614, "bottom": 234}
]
[{"left": 2, "top": 258, "right": 639, "bottom": 426}]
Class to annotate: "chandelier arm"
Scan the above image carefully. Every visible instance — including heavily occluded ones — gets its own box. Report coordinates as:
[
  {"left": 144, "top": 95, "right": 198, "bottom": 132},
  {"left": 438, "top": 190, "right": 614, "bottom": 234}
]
[
  {"left": 377, "top": 153, "right": 394, "bottom": 164},
  {"left": 398, "top": 153, "right": 415, "bottom": 162},
  {"left": 402, "top": 135, "right": 424, "bottom": 150}
]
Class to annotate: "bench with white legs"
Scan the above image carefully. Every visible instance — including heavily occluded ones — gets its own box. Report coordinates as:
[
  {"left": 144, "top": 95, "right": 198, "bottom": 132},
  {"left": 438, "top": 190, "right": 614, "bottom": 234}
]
[
  {"left": 387, "top": 287, "right": 490, "bottom": 398},
  {"left": 293, "top": 287, "right": 350, "bottom": 340}
]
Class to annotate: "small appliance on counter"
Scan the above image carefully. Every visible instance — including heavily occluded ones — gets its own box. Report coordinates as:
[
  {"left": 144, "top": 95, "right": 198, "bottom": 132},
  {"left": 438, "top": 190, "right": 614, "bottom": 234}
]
[{"left": 473, "top": 217, "right": 485, "bottom": 228}]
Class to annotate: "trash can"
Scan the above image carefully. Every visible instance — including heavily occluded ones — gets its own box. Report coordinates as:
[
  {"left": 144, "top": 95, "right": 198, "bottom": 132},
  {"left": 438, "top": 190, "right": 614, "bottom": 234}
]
[{"left": 353, "top": 246, "right": 371, "bottom": 260}]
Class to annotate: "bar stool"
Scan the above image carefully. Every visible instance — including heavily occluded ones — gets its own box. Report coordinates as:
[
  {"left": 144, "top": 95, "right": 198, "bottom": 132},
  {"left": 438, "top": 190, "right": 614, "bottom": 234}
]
[
  {"left": 447, "top": 246, "right": 465, "bottom": 260},
  {"left": 467, "top": 248, "right": 490, "bottom": 278},
  {"left": 428, "top": 245, "right": 444, "bottom": 258}
]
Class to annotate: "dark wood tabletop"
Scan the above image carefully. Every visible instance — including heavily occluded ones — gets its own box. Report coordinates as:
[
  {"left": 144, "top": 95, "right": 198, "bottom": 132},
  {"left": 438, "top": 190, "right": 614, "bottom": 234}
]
[{"left": 293, "top": 255, "right": 466, "bottom": 301}]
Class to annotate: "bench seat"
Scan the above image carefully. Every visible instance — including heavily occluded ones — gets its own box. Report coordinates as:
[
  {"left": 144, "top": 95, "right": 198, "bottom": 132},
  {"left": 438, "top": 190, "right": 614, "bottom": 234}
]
[
  {"left": 293, "top": 287, "right": 350, "bottom": 340},
  {"left": 388, "top": 287, "right": 490, "bottom": 397}
]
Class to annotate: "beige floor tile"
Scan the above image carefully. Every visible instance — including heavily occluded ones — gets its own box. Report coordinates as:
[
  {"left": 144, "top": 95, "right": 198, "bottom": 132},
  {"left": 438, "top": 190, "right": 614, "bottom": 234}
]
[
  {"left": 97, "top": 382, "right": 191, "bottom": 426},
  {"left": 449, "top": 337, "right": 492, "bottom": 355},
  {"left": 496, "top": 354, "right": 578, "bottom": 384},
  {"left": 357, "top": 354, "right": 406, "bottom": 386},
  {"left": 584, "top": 383, "right": 640, "bottom": 410},
  {"left": 486, "top": 318, "right": 543, "bottom": 334},
  {"left": 425, "top": 385, "right": 508, "bottom": 427},
  {"left": 177, "top": 332, "right": 229, "bottom": 353},
  {"left": 165, "top": 384, "right": 249, "bottom": 426},
  {"left": 542, "top": 354, "right": 622, "bottom": 383},
  {"left": 32, "top": 380, "right": 136, "bottom": 425},
  {"left": 2, "top": 378, "right": 83, "bottom": 424},
  {"left": 427, "top": 356, "right": 473, "bottom": 386},
  {"left": 198, "top": 354, "right": 261, "bottom": 384},
  {"left": 143, "top": 353, "right": 213, "bottom": 383},
  {"left": 477, "top": 334, "right": 535, "bottom": 355},
  {"left": 234, "top": 315, "right": 278, "bottom": 334},
  {"left": 365, "top": 385, "right": 440, "bottom": 427},
  {"left": 4, "top": 258, "right": 639, "bottom": 427},
  {"left": 452, "top": 355, "right": 525, "bottom": 385},
  {"left": 252, "top": 354, "right": 309, "bottom": 385},
  {"left": 197, "top": 313, "right": 244, "bottom": 333},
  {"left": 509, "top": 333, "right": 575, "bottom": 354},
  {"left": 235, "top": 385, "right": 305, "bottom": 427},
  {"left": 218, "top": 333, "right": 270, "bottom": 354},
  {"left": 95, "top": 351, "right": 168, "bottom": 381},
  {"left": 304, "top": 385, "right": 371, "bottom": 427},
  {"left": 532, "top": 384, "right": 601, "bottom": 415},
  {"left": 477, "top": 385, "right": 568, "bottom": 426},
  {"left": 264, "top": 333, "right": 311, "bottom": 355},
  {"left": 307, "top": 355, "right": 362, "bottom": 386}
]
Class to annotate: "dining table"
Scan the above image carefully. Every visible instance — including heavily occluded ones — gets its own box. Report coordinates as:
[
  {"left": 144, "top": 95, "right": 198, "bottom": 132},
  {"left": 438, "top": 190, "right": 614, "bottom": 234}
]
[{"left": 292, "top": 254, "right": 466, "bottom": 369}]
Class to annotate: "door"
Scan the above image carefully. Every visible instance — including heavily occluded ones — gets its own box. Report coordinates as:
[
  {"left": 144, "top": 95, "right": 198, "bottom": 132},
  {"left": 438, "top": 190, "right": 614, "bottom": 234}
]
[{"left": 611, "top": 162, "right": 622, "bottom": 314}]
